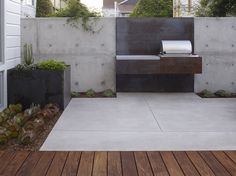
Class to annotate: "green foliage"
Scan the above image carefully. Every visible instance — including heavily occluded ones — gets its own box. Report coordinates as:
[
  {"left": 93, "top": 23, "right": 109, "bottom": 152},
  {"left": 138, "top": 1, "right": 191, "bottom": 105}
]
[
  {"left": 37, "top": 60, "right": 66, "bottom": 70},
  {"left": 23, "top": 44, "right": 34, "bottom": 66},
  {"left": 195, "top": 0, "right": 236, "bottom": 17},
  {"left": 200, "top": 89, "right": 215, "bottom": 98},
  {"left": 52, "top": 0, "right": 100, "bottom": 32},
  {"left": 215, "top": 90, "right": 231, "bottom": 97},
  {"left": 16, "top": 44, "right": 37, "bottom": 71},
  {"left": 36, "top": 0, "right": 53, "bottom": 17},
  {"left": 86, "top": 89, "right": 95, "bottom": 97},
  {"left": 71, "top": 91, "right": 80, "bottom": 97},
  {"left": 130, "top": 0, "right": 173, "bottom": 17},
  {"left": 103, "top": 89, "right": 114, "bottom": 97}
]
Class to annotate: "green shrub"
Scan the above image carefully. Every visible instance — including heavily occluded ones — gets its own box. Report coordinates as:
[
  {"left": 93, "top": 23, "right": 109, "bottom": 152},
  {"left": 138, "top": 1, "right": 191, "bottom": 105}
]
[
  {"left": 71, "top": 91, "right": 80, "bottom": 97},
  {"left": 130, "top": 0, "right": 173, "bottom": 17},
  {"left": 200, "top": 89, "right": 215, "bottom": 98},
  {"left": 86, "top": 89, "right": 95, "bottom": 97},
  {"left": 52, "top": 0, "right": 100, "bottom": 32},
  {"left": 37, "top": 60, "right": 66, "bottom": 70},
  {"left": 195, "top": 0, "right": 236, "bottom": 17},
  {"left": 36, "top": 0, "right": 53, "bottom": 17},
  {"left": 103, "top": 89, "right": 114, "bottom": 97},
  {"left": 215, "top": 90, "right": 231, "bottom": 97}
]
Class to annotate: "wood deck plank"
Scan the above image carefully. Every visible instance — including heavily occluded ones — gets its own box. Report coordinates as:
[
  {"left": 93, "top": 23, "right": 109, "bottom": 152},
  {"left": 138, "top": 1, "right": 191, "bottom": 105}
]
[
  {"left": 225, "top": 151, "right": 236, "bottom": 163},
  {"left": 93, "top": 152, "right": 107, "bottom": 176},
  {"left": 108, "top": 152, "right": 122, "bottom": 176},
  {"left": 134, "top": 152, "right": 153, "bottom": 176},
  {"left": 173, "top": 151, "right": 200, "bottom": 176},
  {"left": 0, "top": 151, "right": 16, "bottom": 173},
  {"left": 199, "top": 151, "right": 231, "bottom": 176},
  {"left": 30, "top": 152, "right": 55, "bottom": 176},
  {"left": 0, "top": 151, "right": 235, "bottom": 176},
  {"left": 213, "top": 151, "right": 236, "bottom": 176},
  {"left": 62, "top": 152, "right": 81, "bottom": 176},
  {"left": 46, "top": 152, "right": 68, "bottom": 176},
  {"left": 121, "top": 152, "right": 138, "bottom": 176},
  {"left": 147, "top": 152, "right": 169, "bottom": 176},
  {"left": 1, "top": 151, "right": 30, "bottom": 176},
  {"left": 0, "top": 151, "right": 5, "bottom": 158},
  {"left": 186, "top": 151, "right": 215, "bottom": 176},
  {"left": 160, "top": 152, "right": 184, "bottom": 176},
  {"left": 77, "top": 152, "right": 94, "bottom": 176},
  {"left": 16, "top": 152, "right": 43, "bottom": 176}
]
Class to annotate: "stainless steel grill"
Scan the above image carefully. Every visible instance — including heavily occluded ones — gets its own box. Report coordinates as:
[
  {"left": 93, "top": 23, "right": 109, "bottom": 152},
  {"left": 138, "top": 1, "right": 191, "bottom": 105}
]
[{"left": 161, "top": 40, "right": 192, "bottom": 55}]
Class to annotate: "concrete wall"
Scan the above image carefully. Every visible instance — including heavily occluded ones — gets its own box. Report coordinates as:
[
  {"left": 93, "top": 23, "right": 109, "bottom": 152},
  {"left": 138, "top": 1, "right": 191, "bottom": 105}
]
[
  {"left": 21, "top": 17, "right": 236, "bottom": 93},
  {"left": 194, "top": 18, "right": 236, "bottom": 93},
  {"left": 0, "top": 0, "right": 21, "bottom": 109},
  {"left": 21, "top": 18, "right": 116, "bottom": 92}
]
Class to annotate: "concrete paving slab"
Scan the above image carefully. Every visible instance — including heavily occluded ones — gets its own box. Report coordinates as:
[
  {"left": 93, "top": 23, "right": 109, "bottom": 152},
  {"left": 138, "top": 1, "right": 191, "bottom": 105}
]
[
  {"left": 41, "top": 93, "right": 236, "bottom": 151},
  {"left": 146, "top": 94, "right": 236, "bottom": 132}
]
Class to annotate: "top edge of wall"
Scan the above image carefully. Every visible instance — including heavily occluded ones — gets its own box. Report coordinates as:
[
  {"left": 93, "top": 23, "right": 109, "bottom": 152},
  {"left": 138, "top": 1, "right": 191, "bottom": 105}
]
[
  {"left": 194, "top": 17, "right": 236, "bottom": 20},
  {"left": 21, "top": 17, "right": 117, "bottom": 20}
]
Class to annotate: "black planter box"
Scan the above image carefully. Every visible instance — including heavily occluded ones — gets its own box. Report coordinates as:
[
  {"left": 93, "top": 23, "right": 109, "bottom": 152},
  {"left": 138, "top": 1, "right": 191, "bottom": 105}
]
[{"left": 7, "top": 66, "right": 71, "bottom": 110}]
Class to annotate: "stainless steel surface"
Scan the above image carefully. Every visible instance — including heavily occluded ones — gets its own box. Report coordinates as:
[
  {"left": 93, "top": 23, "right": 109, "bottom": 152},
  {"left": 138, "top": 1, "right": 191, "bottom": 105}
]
[
  {"left": 116, "top": 55, "right": 160, "bottom": 60},
  {"left": 161, "top": 40, "right": 192, "bottom": 54}
]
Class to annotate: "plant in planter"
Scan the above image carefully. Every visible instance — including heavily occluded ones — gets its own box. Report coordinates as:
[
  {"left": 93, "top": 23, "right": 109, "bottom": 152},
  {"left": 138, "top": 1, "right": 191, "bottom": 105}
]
[
  {"left": 8, "top": 45, "right": 71, "bottom": 110},
  {"left": 103, "top": 89, "right": 114, "bottom": 97},
  {"left": 199, "top": 89, "right": 215, "bottom": 98},
  {"left": 71, "top": 91, "right": 80, "bottom": 98},
  {"left": 215, "top": 90, "right": 231, "bottom": 97},
  {"left": 86, "top": 89, "right": 95, "bottom": 97}
]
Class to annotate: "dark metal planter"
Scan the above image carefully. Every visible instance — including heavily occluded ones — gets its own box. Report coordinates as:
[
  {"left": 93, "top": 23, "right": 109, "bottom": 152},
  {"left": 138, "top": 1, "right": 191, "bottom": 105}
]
[{"left": 7, "top": 66, "right": 71, "bottom": 110}]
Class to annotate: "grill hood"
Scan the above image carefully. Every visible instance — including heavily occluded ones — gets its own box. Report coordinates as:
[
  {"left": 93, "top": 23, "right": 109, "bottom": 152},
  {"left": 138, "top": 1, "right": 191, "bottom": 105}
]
[{"left": 161, "top": 40, "right": 192, "bottom": 54}]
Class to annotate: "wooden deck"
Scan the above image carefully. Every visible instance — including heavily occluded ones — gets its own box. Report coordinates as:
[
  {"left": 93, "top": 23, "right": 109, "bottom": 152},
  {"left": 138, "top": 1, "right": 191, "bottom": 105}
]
[{"left": 0, "top": 151, "right": 235, "bottom": 176}]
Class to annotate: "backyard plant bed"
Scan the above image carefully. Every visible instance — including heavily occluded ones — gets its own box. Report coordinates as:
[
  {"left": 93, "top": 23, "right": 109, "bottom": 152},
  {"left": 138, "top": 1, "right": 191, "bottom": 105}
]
[
  {"left": 197, "top": 89, "right": 236, "bottom": 98},
  {"left": 71, "top": 89, "right": 116, "bottom": 98},
  {"left": 0, "top": 103, "right": 61, "bottom": 151}
]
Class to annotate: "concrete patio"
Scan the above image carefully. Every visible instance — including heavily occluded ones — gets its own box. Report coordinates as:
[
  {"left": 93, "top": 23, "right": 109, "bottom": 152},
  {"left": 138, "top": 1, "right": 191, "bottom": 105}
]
[{"left": 41, "top": 93, "right": 236, "bottom": 151}]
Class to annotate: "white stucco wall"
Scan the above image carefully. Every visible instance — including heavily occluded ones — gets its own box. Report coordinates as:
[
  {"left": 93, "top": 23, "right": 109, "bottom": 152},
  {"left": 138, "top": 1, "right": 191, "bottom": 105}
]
[{"left": 0, "top": 0, "right": 21, "bottom": 109}]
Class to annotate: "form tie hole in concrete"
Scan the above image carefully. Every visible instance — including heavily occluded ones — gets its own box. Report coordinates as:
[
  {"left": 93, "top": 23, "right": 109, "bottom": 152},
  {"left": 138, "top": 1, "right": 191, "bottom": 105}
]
[
  {"left": 232, "top": 63, "right": 234, "bottom": 66},
  {"left": 101, "top": 81, "right": 106, "bottom": 85},
  {"left": 75, "top": 43, "right": 79, "bottom": 47},
  {"left": 23, "top": 26, "right": 27, "bottom": 29},
  {"left": 206, "top": 25, "right": 208, "bottom": 28},
  {"left": 49, "top": 44, "right": 52, "bottom": 47},
  {"left": 206, "top": 82, "right": 209, "bottom": 85},
  {"left": 205, "top": 44, "right": 208, "bottom": 47},
  {"left": 101, "top": 63, "right": 104, "bottom": 66},
  {"left": 75, "top": 63, "right": 78, "bottom": 67},
  {"left": 232, "top": 82, "right": 235, "bottom": 85},
  {"left": 232, "top": 26, "right": 235, "bottom": 29},
  {"left": 101, "top": 43, "right": 105, "bottom": 47},
  {"left": 75, "top": 82, "right": 79, "bottom": 86},
  {"left": 48, "top": 25, "right": 53, "bottom": 29},
  {"left": 232, "top": 44, "right": 234, "bottom": 47}
]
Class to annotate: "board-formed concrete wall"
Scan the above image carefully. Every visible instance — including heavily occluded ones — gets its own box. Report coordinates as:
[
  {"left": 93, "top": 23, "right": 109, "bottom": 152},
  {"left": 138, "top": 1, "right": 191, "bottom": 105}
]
[
  {"left": 194, "top": 18, "right": 236, "bottom": 93},
  {"left": 21, "top": 18, "right": 116, "bottom": 92}
]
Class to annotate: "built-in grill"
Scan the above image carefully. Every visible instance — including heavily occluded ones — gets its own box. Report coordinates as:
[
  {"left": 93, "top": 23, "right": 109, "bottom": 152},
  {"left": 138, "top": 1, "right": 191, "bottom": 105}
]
[{"left": 116, "top": 40, "right": 202, "bottom": 92}]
